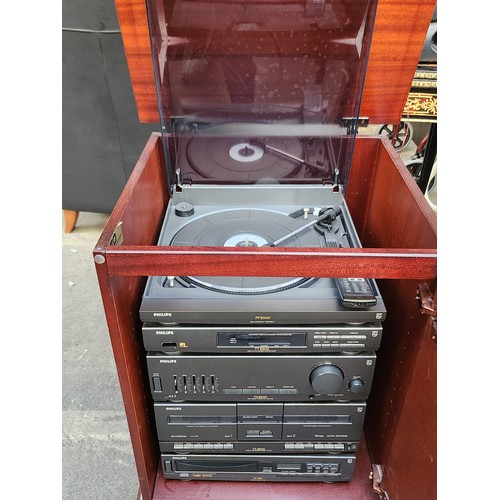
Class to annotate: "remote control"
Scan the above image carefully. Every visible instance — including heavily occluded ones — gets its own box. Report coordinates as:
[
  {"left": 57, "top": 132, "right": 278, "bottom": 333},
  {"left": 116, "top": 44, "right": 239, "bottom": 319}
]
[{"left": 336, "top": 278, "right": 377, "bottom": 308}]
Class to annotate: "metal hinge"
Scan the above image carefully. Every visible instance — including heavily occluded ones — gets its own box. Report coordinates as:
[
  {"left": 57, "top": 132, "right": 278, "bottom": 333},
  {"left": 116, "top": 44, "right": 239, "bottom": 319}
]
[
  {"left": 341, "top": 116, "right": 370, "bottom": 134},
  {"left": 417, "top": 282, "right": 437, "bottom": 317},
  {"left": 416, "top": 282, "right": 437, "bottom": 342},
  {"left": 370, "top": 464, "right": 390, "bottom": 500}
]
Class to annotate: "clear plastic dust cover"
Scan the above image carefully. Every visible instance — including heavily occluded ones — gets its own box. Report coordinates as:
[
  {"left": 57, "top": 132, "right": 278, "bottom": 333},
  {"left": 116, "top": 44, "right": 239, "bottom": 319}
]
[{"left": 145, "top": 0, "right": 378, "bottom": 189}]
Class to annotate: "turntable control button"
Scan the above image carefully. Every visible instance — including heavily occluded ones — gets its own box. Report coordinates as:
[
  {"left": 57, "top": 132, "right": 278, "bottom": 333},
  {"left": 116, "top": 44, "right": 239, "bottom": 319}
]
[
  {"left": 348, "top": 379, "right": 365, "bottom": 393},
  {"left": 310, "top": 365, "right": 344, "bottom": 394},
  {"left": 174, "top": 202, "right": 195, "bottom": 217}
]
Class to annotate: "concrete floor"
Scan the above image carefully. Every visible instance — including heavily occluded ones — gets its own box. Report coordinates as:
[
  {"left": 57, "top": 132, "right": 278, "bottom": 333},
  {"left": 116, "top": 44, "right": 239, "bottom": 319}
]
[{"left": 62, "top": 211, "right": 139, "bottom": 500}]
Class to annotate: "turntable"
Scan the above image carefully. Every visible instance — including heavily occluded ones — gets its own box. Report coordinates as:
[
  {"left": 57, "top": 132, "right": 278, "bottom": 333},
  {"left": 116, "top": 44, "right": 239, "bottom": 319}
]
[
  {"left": 139, "top": 0, "right": 386, "bottom": 325},
  {"left": 139, "top": 182, "right": 386, "bottom": 325}
]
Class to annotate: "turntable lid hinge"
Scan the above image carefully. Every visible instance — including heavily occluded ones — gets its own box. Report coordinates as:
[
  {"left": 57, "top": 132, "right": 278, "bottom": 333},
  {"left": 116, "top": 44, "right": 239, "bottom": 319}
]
[
  {"left": 174, "top": 168, "right": 191, "bottom": 192},
  {"left": 329, "top": 167, "right": 343, "bottom": 192},
  {"left": 341, "top": 116, "right": 370, "bottom": 134}
]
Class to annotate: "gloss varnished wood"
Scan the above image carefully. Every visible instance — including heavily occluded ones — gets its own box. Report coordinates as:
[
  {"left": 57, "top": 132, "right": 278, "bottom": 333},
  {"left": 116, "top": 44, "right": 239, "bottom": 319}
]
[
  {"left": 347, "top": 136, "right": 437, "bottom": 249},
  {"left": 114, "top": 0, "right": 159, "bottom": 122},
  {"left": 115, "top": 0, "right": 437, "bottom": 125},
  {"left": 360, "top": 0, "right": 437, "bottom": 123},
  {"left": 94, "top": 134, "right": 168, "bottom": 499},
  {"left": 103, "top": 246, "right": 436, "bottom": 280}
]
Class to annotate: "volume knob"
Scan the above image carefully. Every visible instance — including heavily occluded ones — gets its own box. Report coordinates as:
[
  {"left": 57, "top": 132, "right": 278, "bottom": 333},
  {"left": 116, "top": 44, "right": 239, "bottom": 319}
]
[
  {"left": 310, "top": 365, "right": 344, "bottom": 394},
  {"left": 348, "top": 379, "right": 365, "bottom": 393}
]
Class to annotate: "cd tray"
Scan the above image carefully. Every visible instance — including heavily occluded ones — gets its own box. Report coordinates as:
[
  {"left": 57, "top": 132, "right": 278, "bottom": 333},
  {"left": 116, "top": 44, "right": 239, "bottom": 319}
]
[{"left": 162, "top": 453, "right": 356, "bottom": 482}]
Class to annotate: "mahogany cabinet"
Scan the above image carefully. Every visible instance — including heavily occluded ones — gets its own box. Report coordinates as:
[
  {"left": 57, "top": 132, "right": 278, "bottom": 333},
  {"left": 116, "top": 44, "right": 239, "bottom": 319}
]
[
  {"left": 94, "top": 1, "right": 437, "bottom": 498},
  {"left": 94, "top": 132, "right": 436, "bottom": 499}
]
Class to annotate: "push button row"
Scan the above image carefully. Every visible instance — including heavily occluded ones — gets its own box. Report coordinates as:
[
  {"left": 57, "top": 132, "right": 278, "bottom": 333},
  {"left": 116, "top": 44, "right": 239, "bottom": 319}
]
[
  {"left": 313, "top": 334, "right": 367, "bottom": 340},
  {"left": 224, "top": 388, "right": 298, "bottom": 395},
  {"left": 173, "top": 443, "right": 234, "bottom": 450},
  {"left": 313, "top": 343, "right": 366, "bottom": 349},
  {"left": 306, "top": 464, "right": 339, "bottom": 473},
  {"left": 246, "top": 430, "right": 274, "bottom": 437},
  {"left": 284, "top": 443, "right": 348, "bottom": 451}
]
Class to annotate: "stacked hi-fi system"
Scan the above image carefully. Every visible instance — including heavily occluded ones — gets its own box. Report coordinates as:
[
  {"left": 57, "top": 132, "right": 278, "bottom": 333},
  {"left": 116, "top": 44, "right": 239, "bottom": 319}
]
[{"left": 139, "top": 188, "right": 386, "bottom": 483}]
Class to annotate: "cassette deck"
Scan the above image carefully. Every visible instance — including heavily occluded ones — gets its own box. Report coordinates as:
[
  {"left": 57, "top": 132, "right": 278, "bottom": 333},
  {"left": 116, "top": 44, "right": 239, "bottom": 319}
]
[{"left": 155, "top": 401, "right": 365, "bottom": 454}]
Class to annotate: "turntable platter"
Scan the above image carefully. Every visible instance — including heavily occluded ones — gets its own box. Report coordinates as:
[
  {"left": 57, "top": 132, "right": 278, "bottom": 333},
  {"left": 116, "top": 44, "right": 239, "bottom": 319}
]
[
  {"left": 170, "top": 209, "right": 323, "bottom": 293},
  {"left": 187, "top": 136, "right": 303, "bottom": 181}
]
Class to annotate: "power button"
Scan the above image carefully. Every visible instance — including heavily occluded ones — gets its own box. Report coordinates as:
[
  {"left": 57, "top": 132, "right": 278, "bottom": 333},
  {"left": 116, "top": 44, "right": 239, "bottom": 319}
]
[{"left": 153, "top": 376, "right": 162, "bottom": 392}]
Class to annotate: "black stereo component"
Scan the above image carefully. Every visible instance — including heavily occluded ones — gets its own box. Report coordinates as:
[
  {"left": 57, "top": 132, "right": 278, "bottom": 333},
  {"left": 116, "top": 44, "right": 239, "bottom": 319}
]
[
  {"left": 142, "top": 323, "right": 383, "bottom": 353},
  {"left": 161, "top": 441, "right": 358, "bottom": 455},
  {"left": 147, "top": 353, "right": 376, "bottom": 402},
  {"left": 139, "top": 188, "right": 387, "bottom": 327},
  {"left": 161, "top": 453, "right": 356, "bottom": 482},
  {"left": 155, "top": 401, "right": 365, "bottom": 454}
]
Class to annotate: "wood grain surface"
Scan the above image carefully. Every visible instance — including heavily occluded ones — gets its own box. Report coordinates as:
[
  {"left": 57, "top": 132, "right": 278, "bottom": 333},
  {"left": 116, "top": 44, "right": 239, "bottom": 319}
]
[{"left": 115, "top": 0, "right": 437, "bottom": 125}]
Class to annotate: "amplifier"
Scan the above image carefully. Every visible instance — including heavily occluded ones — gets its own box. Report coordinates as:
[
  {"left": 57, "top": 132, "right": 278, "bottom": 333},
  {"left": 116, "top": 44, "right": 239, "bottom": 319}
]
[
  {"left": 161, "top": 453, "right": 356, "bottom": 482},
  {"left": 142, "top": 323, "right": 383, "bottom": 353},
  {"left": 147, "top": 353, "right": 376, "bottom": 402},
  {"left": 155, "top": 402, "right": 365, "bottom": 453}
]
